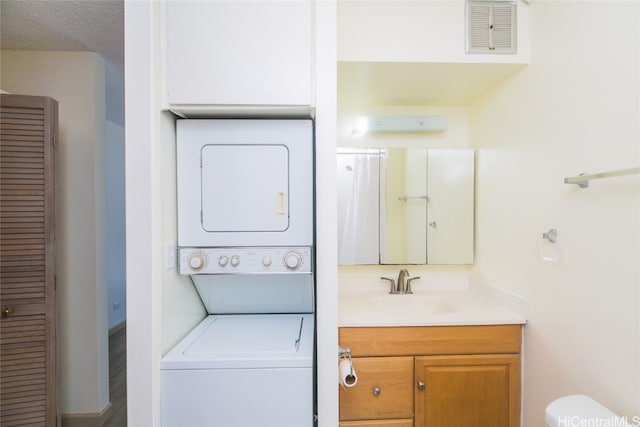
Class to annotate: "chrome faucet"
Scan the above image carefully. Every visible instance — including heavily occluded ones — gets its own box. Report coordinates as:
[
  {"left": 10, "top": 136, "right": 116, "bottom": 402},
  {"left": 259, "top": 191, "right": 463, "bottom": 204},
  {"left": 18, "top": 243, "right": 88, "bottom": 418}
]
[
  {"left": 397, "top": 268, "right": 409, "bottom": 293},
  {"left": 380, "top": 269, "right": 420, "bottom": 294}
]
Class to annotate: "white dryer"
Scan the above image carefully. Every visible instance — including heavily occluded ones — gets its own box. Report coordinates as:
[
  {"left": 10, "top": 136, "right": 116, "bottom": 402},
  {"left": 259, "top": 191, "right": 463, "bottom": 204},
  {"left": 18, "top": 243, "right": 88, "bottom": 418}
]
[{"left": 176, "top": 119, "right": 313, "bottom": 248}]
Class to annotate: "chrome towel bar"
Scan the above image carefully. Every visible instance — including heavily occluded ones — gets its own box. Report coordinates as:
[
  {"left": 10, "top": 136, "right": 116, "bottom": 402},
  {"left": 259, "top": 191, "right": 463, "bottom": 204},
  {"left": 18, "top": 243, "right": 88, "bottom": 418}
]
[
  {"left": 398, "top": 195, "right": 429, "bottom": 201},
  {"left": 564, "top": 167, "right": 640, "bottom": 188}
]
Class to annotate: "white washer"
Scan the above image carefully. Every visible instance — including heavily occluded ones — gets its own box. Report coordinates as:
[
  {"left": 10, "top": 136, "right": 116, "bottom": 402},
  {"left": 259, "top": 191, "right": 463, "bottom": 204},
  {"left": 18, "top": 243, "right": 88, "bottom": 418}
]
[{"left": 161, "top": 313, "right": 314, "bottom": 427}]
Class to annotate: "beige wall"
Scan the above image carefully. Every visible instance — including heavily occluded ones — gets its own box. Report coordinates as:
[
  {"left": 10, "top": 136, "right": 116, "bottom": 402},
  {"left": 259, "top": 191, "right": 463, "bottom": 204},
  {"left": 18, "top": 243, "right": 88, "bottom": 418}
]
[
  {"left": 470, "top": 1, "right": 639, "bottom": 424},
  {"left": 1, "top": 51, "right": 110, "bottom": 416},
  {"left": 338, "top": 0, "right": 529, "bottom": 64}
]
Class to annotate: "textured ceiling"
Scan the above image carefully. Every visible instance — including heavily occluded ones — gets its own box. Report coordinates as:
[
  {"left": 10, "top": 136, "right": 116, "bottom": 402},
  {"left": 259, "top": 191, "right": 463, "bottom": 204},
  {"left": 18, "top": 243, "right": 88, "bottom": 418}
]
[{"left": 1, "top": 0, "right": 124, "bottom": 125}]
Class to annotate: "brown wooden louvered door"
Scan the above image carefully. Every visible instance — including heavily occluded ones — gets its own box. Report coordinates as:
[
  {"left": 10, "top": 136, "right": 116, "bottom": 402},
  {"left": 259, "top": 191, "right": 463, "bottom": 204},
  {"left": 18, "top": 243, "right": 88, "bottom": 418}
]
[{"left": 0, "top": 94, "right": 58, "bottom": 426}]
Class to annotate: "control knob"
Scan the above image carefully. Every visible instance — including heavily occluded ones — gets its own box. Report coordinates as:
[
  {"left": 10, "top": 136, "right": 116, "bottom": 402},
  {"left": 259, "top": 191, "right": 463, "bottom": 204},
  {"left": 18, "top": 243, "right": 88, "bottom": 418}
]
[
  {"left": 188, "top": 253, "right": 206, "bottom": 270},
  {"left": 230, "top": 255, "right": 240, "bottom": 267},
  {"left": 283, "top": 251, "right": 302, "bottom": 270},
  {"left": 218, "top": 255, "right": 229, "bottom": 267}
]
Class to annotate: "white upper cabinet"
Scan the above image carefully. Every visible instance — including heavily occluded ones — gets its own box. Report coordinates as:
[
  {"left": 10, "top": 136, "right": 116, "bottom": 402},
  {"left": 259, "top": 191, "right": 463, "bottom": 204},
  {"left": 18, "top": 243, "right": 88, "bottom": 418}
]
[{"left": 165, "top": 0, "right": 313, "bottom": 112}]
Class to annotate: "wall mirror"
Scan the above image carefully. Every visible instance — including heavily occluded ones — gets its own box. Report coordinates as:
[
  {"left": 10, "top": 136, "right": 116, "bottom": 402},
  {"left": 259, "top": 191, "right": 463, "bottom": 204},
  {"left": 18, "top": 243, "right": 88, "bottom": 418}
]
[{"left": 337, "top": 147, "right": 474, "bottom": 265}]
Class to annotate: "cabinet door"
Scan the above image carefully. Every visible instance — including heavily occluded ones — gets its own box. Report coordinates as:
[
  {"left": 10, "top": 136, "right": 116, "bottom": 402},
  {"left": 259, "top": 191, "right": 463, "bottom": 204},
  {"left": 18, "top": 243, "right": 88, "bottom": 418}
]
[
  {"left": 0, "top": 94, "right": 57, "bottom": 426},
  {"left": 340, "top": 357, "right": 414, "bottom": 421},
  {"left": 166, "top": 0, "right": 313, "bottom": 107},
  {"left": 415, "top": 354, "right": 520, "bottom": 427}
]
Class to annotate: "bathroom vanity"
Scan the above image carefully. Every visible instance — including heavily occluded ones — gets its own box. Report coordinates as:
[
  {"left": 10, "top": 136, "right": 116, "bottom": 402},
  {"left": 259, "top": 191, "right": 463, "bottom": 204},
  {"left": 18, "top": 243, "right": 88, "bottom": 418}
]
[
  {"left": 338, "top": 275, "right": 526, "bottom": 427},
  {"left": 339, "top": 325, "right": 521, "bottom": 427}
]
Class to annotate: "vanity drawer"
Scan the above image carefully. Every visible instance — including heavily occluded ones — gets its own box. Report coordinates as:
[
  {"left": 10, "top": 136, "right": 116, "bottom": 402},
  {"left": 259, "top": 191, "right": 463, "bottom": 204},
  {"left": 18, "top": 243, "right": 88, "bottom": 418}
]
[
  {"left": 339, "top": 325, "right": 521, "bottom": 357},
  {"left": 340, "top": 420, "right": 413, "bottom": 427},
  {"left": 339, "top": 357, "right": 414, "bottom": 421}
]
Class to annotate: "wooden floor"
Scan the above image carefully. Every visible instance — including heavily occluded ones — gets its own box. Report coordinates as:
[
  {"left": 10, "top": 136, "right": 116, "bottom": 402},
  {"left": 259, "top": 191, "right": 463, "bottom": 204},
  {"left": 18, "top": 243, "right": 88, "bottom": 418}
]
[{"left": 103, "top": 326, "right": 127, "bottom": 427}]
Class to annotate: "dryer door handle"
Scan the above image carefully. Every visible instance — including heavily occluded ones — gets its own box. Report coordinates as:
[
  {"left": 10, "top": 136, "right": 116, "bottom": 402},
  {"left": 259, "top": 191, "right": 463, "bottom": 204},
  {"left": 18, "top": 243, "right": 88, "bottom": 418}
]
[{"left": 277, "top": 191, "right": 287, "bottom": 215}]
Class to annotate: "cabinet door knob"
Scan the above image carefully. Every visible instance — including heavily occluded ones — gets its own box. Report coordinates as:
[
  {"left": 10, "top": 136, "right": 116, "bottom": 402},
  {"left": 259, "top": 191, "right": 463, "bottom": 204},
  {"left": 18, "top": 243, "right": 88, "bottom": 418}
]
[
  {"left": 1, "top": 307, "right": 14, "bottom": 318},
  {"left": 417, "top": 381, "right": 426, "bottom": 391},
  {"left": 372, "top": 387, "right": 381, "bottom": 396}
]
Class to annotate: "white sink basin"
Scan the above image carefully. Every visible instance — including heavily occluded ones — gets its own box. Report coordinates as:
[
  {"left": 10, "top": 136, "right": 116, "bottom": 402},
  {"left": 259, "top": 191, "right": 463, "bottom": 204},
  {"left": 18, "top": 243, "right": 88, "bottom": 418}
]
[
  {"left": 369, "top": 294, "right": 455, "bottom": 315},
  {"left": 339, "top": 276, "right": 527, "bottom": 326}
]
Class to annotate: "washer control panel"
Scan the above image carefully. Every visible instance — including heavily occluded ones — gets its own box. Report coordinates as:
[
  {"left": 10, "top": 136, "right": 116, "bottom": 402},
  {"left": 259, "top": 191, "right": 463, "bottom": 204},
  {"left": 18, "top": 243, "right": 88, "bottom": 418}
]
[{"left": 178, "top": 247, "right": 312, "bottom": 275}]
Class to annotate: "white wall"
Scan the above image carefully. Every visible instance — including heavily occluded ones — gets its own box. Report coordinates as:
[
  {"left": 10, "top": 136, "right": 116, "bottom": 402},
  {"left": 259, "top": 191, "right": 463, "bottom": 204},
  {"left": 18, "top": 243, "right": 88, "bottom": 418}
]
[
  {"left": 124, "top": 2, "right": 163, "bottom": 425},
  {"left": 315, "top": 1, "right": 340, "bottom": 424},
  {"left": 1, "top": 51, "right": 110, "bottom": 416},
  {"left": 470, "top": 1, "right": 640, "bottom": 425},
  {"left": 106, "top": 121, "right": 126, "bottom": 329},
  {"left": 125, "top": 2, "right": 207, "bottom": 425},
  {"left": 159, "top": 109, "right": 206, "bottom": 355}
]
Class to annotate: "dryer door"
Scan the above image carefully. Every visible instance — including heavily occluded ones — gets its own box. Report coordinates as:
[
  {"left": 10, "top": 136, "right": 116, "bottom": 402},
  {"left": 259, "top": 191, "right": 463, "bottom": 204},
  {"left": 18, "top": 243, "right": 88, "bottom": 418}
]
[
  {"left": 177, "top": 119, "right": 313, "bottom": 247},
  {"left": 201, "top": 144, "right": 289, "bottom": 232}
]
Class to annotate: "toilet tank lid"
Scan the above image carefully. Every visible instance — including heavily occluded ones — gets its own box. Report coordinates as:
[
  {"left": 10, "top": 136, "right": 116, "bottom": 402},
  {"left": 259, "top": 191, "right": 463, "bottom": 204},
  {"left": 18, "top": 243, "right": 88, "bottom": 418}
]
[{"left": 545, "top": 395, "right": 630, "bottom": 427}]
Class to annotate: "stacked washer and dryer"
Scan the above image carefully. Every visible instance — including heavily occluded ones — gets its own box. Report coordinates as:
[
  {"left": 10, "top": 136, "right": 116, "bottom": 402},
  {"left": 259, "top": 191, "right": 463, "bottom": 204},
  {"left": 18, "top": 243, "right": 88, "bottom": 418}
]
[{"left": 161, "top": 120, "right": 316, "bottom": 427}]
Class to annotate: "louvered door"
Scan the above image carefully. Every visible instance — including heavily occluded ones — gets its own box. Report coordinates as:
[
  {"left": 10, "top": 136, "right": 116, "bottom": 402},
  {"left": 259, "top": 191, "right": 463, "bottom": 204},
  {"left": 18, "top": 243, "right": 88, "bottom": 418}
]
[{"left": 0, "top": 94, "right": 58, "bottom": 426}]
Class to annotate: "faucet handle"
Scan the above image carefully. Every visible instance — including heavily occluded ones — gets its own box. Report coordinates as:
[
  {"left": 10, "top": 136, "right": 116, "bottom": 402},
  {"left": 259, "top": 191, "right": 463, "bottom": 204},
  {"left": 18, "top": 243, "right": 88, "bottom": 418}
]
[
  {"left": 405, "top": 277, "right": 421, "bottom": 294},
  {"left": 380, "top": 277, "right": 397, "bottom": 294}
]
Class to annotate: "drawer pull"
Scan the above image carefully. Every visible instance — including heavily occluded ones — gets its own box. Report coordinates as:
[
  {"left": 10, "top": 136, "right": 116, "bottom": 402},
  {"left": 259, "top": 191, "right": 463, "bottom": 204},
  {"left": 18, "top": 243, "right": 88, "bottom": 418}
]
[
  {"left": 373, "top": 387, "right": 381, "bottom": 396},
  {"left": 417, "top": 381, "right": 426, "bottom": 391},
  {"left": 1, "top": 307, "right": 14, "bottom": 318}
]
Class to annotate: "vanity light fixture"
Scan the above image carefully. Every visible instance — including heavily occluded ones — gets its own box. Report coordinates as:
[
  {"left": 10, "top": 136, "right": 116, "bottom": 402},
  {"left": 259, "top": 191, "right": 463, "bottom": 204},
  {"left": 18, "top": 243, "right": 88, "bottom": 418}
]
[{"left": 351, "top": 115, "right": 448, "bottom": 135}]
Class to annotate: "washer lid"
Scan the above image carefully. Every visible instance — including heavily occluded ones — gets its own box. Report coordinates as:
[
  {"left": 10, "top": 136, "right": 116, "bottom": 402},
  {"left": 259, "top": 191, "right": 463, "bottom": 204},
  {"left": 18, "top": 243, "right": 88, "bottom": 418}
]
[
  {"left": 161, "top": 314, "right": 314, "bottom": 370},
  {"left": 185, "top": 315, "right": 304, "bottom": 355}
]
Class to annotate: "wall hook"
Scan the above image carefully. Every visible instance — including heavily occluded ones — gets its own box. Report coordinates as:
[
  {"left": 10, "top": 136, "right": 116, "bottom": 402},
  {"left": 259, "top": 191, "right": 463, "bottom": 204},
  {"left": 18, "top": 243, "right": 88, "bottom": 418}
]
[{"left": 542, "top": 229, "right": 557, "bottom": 243}]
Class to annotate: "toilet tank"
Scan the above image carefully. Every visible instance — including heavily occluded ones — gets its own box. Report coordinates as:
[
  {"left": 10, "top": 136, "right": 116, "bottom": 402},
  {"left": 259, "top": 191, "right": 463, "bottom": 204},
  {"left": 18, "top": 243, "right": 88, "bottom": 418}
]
[{"left": 546, "top": 395, "right": 632, "bottom": 427}]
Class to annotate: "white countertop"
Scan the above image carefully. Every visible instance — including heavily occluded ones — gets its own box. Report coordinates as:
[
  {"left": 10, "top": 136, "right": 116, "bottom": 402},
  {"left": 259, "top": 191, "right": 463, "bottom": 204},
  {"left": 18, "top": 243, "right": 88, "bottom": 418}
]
[{"left": 338, "top": 274, "right": 527, "bottom": 327}]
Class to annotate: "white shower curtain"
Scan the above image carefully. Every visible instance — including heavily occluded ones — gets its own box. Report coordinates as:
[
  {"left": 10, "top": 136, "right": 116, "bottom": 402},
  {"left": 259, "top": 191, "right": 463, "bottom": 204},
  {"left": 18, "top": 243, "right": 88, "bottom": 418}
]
[
  {"left": 337, "top": 151, "right": 381, "bottom": 265},
  {"left": 378, "top": 150, "right": 388, "bottom": 262}
]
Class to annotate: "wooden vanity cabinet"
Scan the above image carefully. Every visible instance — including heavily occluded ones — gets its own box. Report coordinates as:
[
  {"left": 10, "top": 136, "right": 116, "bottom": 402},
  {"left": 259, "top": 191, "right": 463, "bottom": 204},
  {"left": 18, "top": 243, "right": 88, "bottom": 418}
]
[{"left": 339, "top": 325, "right": 522, "bottom": 427}]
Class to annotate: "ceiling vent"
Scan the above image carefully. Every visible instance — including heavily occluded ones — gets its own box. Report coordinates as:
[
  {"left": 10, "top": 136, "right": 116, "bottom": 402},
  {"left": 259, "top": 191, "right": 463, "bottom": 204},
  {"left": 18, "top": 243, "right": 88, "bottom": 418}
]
[{"left": 466, "top": 0, "right": 517, "bottom": 54}]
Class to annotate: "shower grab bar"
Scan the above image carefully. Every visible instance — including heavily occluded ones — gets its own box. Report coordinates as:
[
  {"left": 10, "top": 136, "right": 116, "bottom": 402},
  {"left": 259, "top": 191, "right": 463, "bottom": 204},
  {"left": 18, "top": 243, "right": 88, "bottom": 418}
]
[
  {"left": 399, "top": 195, "right": 429, "bottom": 202},
  {"left": 564, "top": 167, "right": 640, "bottom": 188}
]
